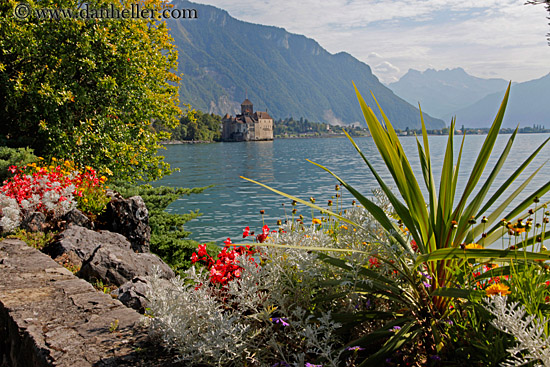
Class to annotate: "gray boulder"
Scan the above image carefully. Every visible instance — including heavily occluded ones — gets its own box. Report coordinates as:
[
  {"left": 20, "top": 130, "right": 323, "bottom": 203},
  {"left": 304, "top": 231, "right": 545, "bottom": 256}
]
[
  {"left": 112, "top": 276, "right": 152, "bottom": 314},
  {"left": 47, "top": 223, "right": 130, "bottom": 268},
  {"left": 101, "top": 192, "right": 151, "bottom": 253},
  {"left": 20, "top": 211, "right": 46, "bottom": 232},
  {"left": 62, "top": 208, "right": 92, "bottom": 229},
  {"left": 47, "top": 224, "right": 174, "bottom": 288},
  {"left": 78, "top": 241, "right": 174, "bottom": 287}
]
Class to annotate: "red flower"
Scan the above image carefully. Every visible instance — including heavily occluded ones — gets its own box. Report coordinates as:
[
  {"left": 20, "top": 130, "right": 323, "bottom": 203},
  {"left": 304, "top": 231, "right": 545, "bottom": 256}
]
[
  {"left": 243, "top": 226, "right": 250, "bottom": 238},
  {"left": 411, "top": 240, "right": 418, "bottom": 252},
  {"left": 368, "top": 257, "right": 380, "bottom": 268},
  {"left": 197, "top": 244, "right": 207, "bottom": 257},
  {"left": 255, "top": 225, "right": 270, "bottom": 243},
  {"left": 191, "top": 252, "right": 198, "bottom": 263},
  {"left": 224, "top": 238, "right": 232, "bottom": 246}
]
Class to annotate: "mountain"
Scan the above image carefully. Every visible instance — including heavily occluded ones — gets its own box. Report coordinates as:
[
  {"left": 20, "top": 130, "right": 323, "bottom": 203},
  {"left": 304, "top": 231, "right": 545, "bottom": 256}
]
[
  {"left": 447, "top": 73, "right": 550, "bottom": 128},
  {"left": 388, "top": 68, "right": 509, "bottom": 120},
  {"left": 165, "top": 0, "right": 444, "bottom": 129}
]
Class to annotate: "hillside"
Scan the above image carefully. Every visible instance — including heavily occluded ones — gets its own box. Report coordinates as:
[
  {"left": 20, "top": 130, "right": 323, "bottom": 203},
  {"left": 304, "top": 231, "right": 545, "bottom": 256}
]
[
  {"left": 447, "top": 73, "right": 550, "bottom": 128},
  {"left": 166, "top": 0, "right": 444, "bottom": 129},
  {"left": 388, "top": 68, "right": 509, "bottom": 120}
]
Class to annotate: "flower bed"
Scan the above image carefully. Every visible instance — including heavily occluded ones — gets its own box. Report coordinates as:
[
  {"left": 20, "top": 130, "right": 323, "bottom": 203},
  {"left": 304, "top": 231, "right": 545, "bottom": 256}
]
[{"left": 0, "top": 158, "right": 109, "bottom": 233}]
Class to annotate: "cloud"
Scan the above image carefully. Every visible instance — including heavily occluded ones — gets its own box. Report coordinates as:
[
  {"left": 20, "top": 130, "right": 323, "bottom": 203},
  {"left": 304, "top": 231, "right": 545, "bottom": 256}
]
[{"left": 196, "top": 0, "right": 550, "bottom": 83}]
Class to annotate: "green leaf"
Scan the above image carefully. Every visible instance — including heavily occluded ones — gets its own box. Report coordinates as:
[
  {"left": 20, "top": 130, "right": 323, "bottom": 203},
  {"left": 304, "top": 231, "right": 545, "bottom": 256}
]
[
  {"left": 431, "top": 287, "right": 485, "bottom": 301},
  {"left": 416, "top": 248, "right": 550, "bottom": 264}
]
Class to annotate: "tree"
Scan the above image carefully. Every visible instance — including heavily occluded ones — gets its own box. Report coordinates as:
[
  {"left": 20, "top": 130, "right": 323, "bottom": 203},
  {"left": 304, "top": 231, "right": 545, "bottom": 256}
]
[
  {"left": 527, "top": 0, "right": 550, "bottom": 45},
  {"left": 176, "top": 110, "right": 221, "bottom": 141},
  {"left": 0, "top": 0, "right": 181, "bottom": 182}
]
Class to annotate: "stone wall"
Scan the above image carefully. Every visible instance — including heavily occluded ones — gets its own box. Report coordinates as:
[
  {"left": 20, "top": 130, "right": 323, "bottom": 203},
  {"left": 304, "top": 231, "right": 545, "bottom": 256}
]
[{"left": 0, "top": 239, "right": 180, "bottom": 367}]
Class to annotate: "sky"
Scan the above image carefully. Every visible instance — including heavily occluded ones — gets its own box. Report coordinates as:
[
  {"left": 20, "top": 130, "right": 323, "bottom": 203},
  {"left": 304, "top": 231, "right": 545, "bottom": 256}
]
[{"left": 193, "top": 0, "right": 550, "bottom": 84}]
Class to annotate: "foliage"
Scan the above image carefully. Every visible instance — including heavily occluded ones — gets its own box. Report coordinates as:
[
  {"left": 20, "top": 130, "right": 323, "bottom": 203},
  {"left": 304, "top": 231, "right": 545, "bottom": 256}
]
[
  {"left": 0, "top": 158, "right": 110, "bottom": 233},
  {"left": 484, "top": 295, "right": 550, "bottom": 366},
  {"left": 241, "top": 83, "right": 550, "bottom": 363},
  {"left": 4, "top": 229, "right": 58, "bottom": 250},
  {"left": 0, "top": 146, "right": 38, "bottom": 183},
  {"left": 147, "top": 218, "right": 380, "bottom": 366},
  {"left": 274, "top": 117, "right": 368, "bottom": 138},
  {"left": 0, "top": 0, "right": 181, "bottom": 182},
  {"left": 274, "top": 118, "right": 330, "bottom": 137},
  {"left": 109, "top": 181, "right": 218, "bottom": 274},
  {"left": 161, "top": 109, "right": 222, "bottom": 142}
]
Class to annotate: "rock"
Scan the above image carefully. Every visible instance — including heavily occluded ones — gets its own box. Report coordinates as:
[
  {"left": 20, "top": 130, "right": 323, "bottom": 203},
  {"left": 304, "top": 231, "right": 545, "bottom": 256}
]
[
  {"left": 47, "top": 224, "right": 131, "bottom": 268},
  {"left": 46, "top": 224, "right": 173, "bottom": 290},
  {"left": 62, "top": 208, "right": 92, "bottom": 229},
  {"left": 0, "top": 238, "right": 183, "bottom": 367},
  {"left": 20, "top": 211, "right": 46, "bottom": 232},
  {"left": 101, "top": 194, "right": 151, "bottom": 253},
  {"left": 78, "top": 243, "right": 174, "bottom": 287},
  {"left": 112, "top": 276, "right": 151, "bottom": 314}
]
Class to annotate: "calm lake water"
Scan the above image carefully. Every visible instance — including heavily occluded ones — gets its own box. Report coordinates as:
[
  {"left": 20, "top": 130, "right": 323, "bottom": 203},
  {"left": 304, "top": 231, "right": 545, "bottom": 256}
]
[{"left": 154, "top": 134, "right": 550, "bottom": 244}]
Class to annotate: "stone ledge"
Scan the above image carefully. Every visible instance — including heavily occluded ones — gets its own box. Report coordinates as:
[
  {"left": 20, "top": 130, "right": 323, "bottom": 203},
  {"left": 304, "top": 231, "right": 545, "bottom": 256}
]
[{"left": 0, "top": 239, "right": 181, "bottom": 367}]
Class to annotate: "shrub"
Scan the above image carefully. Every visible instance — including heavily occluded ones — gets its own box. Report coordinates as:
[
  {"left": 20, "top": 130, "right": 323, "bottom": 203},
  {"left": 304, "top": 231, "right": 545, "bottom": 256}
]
[
  {"left": 0, "top": 146, "right": 37, "bottom": 183},
  {"left": 241, "top": 83, "right": 550, "bottom": 363},
  {"left": 147, "top": 206, "right": 397, "bottom": 366},
  {"left": 108, "top": 182, "right": 218, "bottom": 274}
]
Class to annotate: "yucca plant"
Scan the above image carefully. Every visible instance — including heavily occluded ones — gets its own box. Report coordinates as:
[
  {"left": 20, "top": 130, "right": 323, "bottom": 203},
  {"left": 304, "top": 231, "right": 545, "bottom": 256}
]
[{"left": 242, "top": 83, "right": 550, "bottom": 364}]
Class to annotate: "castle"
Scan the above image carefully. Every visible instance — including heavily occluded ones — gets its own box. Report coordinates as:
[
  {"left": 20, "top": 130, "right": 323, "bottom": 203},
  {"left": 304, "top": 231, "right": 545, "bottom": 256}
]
[{"left": 221, "top": 98, "right": 273, "bottom": 142}]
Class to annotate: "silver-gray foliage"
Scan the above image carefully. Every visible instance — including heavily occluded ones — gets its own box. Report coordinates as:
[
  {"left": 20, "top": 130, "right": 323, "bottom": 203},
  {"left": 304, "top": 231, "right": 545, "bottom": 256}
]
[{"left": 483, "top": 295, "right": 550, "bottom": 367}]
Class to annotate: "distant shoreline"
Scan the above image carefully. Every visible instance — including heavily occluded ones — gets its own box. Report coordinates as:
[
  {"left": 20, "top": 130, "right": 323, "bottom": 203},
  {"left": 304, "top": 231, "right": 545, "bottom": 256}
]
[{"left": 160, "top": 129, "right": 549, "bottom": 145}]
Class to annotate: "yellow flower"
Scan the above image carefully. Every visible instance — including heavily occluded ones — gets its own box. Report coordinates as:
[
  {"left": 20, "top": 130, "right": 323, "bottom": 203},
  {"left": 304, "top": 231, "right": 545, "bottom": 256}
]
[
  {"left": 485, "top": 283, "right": 511, "bottom": 297},
  {"left": 312, "top": 218, "right": 322, "bottom": 225},
  {"left": 105, "top": 168, "right": 113, "bottom": 176},
  {"left": 514, "top": 227, "right": 526, "bottom": 234},
  {"left": 340, "top": 225, "right": 348, "bottom": 230},
  {"left": 465, "top": 243, "right": 483, "bottom": 249}
]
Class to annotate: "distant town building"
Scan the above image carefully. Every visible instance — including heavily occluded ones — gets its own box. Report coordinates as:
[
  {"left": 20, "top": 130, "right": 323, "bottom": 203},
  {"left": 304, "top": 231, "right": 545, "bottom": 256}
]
[{"left": 222, "top": 98, "right": 273, "bottom": 142}]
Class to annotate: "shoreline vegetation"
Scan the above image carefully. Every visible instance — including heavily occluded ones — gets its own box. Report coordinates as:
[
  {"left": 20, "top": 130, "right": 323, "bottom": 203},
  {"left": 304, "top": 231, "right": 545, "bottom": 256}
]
[
  {"left": 161, "top": 124, "right": 550, "bottom": 144},
  {"left": 157, "top": 110, "right": 549, "bottom": 144}
]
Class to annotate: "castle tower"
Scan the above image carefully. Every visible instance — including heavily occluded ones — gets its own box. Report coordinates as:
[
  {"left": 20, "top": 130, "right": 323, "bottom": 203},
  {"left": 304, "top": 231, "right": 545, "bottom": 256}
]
[{"left": 241, "top": 98, "right": 253, "bottom": 115}]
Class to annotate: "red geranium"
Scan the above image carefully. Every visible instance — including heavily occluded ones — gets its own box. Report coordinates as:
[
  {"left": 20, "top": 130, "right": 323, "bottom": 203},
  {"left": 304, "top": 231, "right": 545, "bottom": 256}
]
[{"left": 191, "top": 243, "right": 259, "bottom": 287}]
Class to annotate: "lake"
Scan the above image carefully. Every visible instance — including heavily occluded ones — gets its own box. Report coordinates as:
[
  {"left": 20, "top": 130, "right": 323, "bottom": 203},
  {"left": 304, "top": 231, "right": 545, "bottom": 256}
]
[{"left": 154, "top": 134, "right": 550, "bottom": 244}]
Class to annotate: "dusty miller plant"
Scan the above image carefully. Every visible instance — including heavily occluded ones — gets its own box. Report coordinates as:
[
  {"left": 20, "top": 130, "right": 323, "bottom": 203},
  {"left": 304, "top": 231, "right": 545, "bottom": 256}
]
[
  {"left": 0, "top": 193, "right": 20, "bottom": 233},
  {"left": 484, "top": 295, "right": 550, "bottom": 367}
]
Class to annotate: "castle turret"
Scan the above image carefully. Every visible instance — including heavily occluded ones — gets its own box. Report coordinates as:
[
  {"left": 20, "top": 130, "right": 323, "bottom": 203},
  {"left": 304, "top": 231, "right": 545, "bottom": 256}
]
[{"left": 241, "top": 99, "right": 253, "bottom": 115}]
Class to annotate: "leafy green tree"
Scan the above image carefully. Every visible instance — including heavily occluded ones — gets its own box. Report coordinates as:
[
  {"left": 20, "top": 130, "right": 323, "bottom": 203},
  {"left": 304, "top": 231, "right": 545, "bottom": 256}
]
[
  {"left": 0, "top": 0, "right": 180, "bottom": 182},
  {"left": 173, "top": 110, "right": 221, "bottom": 141}
]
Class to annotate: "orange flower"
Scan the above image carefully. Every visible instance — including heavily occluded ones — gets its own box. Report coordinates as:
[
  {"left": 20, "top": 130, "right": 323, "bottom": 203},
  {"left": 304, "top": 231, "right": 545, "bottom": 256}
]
[
  {"left": 312, "top": 218, "right": 322, "bottom": 225},
  {"left": 465, "top": 243, "right": 483, "bottom": 249},
  {"left": 485, "top": 283, "right": 511, "bottom": 297}
]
